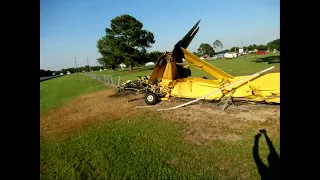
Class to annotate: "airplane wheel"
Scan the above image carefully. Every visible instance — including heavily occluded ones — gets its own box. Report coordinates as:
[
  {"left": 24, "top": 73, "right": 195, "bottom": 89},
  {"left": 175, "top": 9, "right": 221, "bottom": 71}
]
[{"left": 145, "top": 92, "right": 158, "bottom": 105}]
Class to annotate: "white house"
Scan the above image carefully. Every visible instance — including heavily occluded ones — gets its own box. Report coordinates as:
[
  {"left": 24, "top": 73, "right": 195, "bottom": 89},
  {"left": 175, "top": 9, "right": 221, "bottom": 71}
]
[
  {"left": 66, "top": 71, "right": 71, "bottom": 75},
  {"left": 119, "top": 63, "right": 126, "bottom": 68},
  {"left": 224, "top": 52, "right": 238, "bottom": 58}
]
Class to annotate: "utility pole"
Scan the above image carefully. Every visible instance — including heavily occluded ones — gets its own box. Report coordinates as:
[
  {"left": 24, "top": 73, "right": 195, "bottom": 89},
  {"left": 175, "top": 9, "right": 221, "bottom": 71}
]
[
  {"left": 86, "top": 57, "right": 91, "bottom": 72},
  {"left": 74, "top": 57, "right": 78, "bottom": 73}
]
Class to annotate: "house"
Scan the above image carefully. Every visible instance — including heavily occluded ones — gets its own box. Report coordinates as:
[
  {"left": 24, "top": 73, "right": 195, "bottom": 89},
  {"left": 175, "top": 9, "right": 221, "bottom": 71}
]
[
  {"left": 66, "top": 71, "right": 71, "bottom": 75},
  {"left": 224, "top": 52, "right": 238, "bottom": 59},
  {"left": 256, "top": 50, "right": 268, "bottom": 55}
]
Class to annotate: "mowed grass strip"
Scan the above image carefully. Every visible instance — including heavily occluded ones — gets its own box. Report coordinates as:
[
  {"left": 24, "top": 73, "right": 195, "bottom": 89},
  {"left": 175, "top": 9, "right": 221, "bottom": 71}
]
[
  {"left": 40, "top": 74, "right": 105, "bottom": 114},
  {"left": 40, "top": 114, "right": 280, "bottom": 180}
]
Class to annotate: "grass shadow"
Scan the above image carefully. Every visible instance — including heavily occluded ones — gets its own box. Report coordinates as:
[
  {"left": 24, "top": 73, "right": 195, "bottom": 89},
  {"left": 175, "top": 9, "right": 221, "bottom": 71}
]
[
  {"left": 253, "top": 129, "right": 280, "bottom": 180},
  {"left": 252, "top": 55, "right": 280, "bottom": 64}
]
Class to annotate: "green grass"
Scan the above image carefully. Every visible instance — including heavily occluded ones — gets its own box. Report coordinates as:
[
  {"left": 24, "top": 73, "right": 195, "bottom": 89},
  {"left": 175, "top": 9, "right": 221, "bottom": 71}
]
[
  {"left": 41, "top": 113, "right": 279, "bottom": 180},
  {"left": 88, "top": 54, "right": 280, "bottom": 82},
  {"left": 40, "top": 74, "right": 105, "bottom": 114}
]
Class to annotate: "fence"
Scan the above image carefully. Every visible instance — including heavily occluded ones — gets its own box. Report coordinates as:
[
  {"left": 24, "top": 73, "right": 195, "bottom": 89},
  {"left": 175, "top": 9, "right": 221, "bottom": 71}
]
[{"left": 81, "top": 73, "right": 125, "bottom": 87}]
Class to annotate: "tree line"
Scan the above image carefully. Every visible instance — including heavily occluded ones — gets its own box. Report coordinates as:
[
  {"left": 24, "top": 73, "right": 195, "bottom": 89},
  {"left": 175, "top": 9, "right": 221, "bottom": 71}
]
[
  {"left": 96, "top": 14, "right": 280, "bottom": 70},
  {"left": 193, "top": 39, "right": 280, "bottom": 57},
  {"left": 40, "top": 66, "right": 103, "bottom": 77}
]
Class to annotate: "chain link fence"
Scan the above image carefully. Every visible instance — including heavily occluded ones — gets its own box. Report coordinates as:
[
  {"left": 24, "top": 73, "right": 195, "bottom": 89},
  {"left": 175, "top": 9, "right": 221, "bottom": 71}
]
[{"left": 81, "top": 73, "right": 125, "bottom": 87}]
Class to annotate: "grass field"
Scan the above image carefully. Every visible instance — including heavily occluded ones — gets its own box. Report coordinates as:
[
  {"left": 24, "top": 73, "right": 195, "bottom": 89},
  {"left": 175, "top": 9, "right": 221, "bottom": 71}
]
[
  {"left": 88, "top": 53, "right": 280, "bottom": 82},
  {"left": 40, "top": 54, "right": 280, "bottom": 179},
  {"left": 40, "top": 75, "right": 105, "bottom": 114}
]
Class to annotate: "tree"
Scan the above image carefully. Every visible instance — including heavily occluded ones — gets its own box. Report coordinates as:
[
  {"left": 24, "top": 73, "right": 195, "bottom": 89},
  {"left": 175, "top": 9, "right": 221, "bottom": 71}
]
[
  {"left": 229, "top": 47, "right": 240, "bottom": 53},
  {"left": 147, "top": 51, "right": 163, "bottom": 62},
  {"left": 193, "top": 52, "right": 201, "bottom": 57},
  {"left": 213, "top": 40, "right": 223, "bottom": 54},
  {"left": 257, "top": 44, "right": 267, "bottom": 51},
  {"left": 97, "top": 35, "right": 124, "bottom": 71},
  {"left": 242, "top": 46, "right": 248, "bottom": 52},
  {"left": 40, "top": 69, "right": 54, "bottom": 77},
  {"left": 267, "top": 39, "right": 280, "bottom": 51},
  {"left": 97, "top": 14, "right": 155, "bottom": 71},
  {"left": 197, "top": 43, "right": 215, "bottom": 57},
  {"left": 247, "top": 44, "right": 258, "bottom": 51}
]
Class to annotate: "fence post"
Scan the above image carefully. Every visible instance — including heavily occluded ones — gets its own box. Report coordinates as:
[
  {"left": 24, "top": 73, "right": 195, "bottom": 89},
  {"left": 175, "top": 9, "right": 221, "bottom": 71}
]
[
  {"left": 118, "top": 76, "right": 120, "bottom": 86},
  {"left": 103, "top": 75, "right": 106, "bottom": 84},
  {"left": 110, "top": 76, "right": 114, "bottom": 85}
]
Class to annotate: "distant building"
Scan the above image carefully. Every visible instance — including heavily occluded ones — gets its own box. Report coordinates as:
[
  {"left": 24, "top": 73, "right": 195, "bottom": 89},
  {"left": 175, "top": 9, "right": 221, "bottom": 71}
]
[
  {"left": 256, "top": 50, "right": 268, "bottom": 55},
  {"left": 224, "top": 52, "right": 238, "bottom": 58},
  {"left": 145, "top": 62, "right": 155, "bottom": 67},
  {"left": 216, "top": 54, "right": 224, "bottom": 59},
  {"left": 119, "top": 63, "right": 126, "bottom": 68}
]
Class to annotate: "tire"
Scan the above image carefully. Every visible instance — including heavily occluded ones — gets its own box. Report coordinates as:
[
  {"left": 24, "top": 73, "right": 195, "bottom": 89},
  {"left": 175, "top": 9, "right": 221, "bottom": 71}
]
[{"left": 145, "top": 92, "right": 158, "bottom": 105}]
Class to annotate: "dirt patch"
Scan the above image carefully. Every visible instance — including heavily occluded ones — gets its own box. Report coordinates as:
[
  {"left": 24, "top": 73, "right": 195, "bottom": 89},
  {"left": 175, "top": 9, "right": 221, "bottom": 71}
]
[
  {"left": 155, "top": 100, "right": 280, "bottom": 145},
  {"left": 40, "top": 89, "right": 145, "bottom": 138},
  {"left": 41, "top": 90, "right": 279, "bottom": 145}
]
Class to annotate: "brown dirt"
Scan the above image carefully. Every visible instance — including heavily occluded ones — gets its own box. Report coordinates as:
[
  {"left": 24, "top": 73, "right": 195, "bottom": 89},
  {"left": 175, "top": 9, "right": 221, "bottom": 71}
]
[
  {"left": 41, "top": 90, "right": 280, "bottom": 145},
  {"left": 143, "top": 99, "right": 280, "bottom": 145},
  {"left": 40, "top": 89, "right": 145, "bottom": 138}
]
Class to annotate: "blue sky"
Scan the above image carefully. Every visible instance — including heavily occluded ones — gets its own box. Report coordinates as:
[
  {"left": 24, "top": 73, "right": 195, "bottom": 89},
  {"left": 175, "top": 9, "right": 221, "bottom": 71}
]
[{"left": 40, "top": 0, "right": 280, "bottom": 70}]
